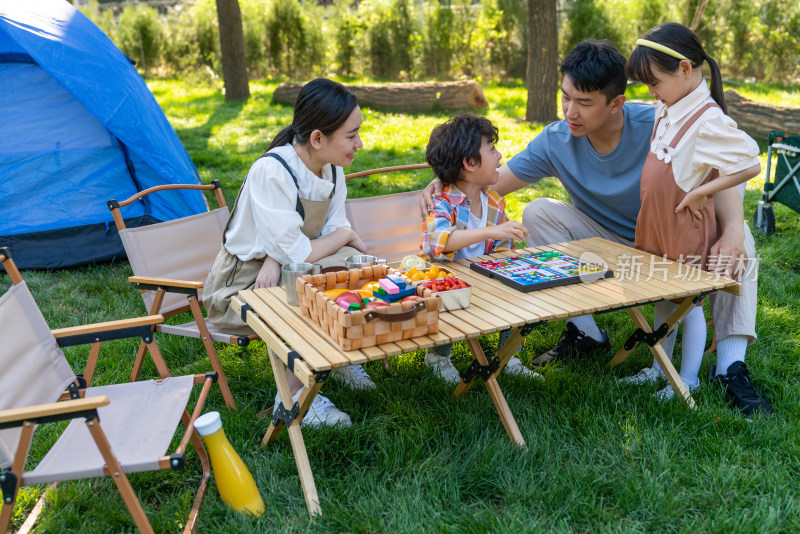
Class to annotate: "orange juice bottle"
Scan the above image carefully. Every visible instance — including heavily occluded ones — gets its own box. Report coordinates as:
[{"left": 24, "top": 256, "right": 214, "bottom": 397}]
[{"left": 194, "top": 412, "right": 265, "bottom": 516}]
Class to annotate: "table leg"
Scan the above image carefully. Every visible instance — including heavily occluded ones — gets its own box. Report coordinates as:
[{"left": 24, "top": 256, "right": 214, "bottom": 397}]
[
  {"left": 460, "top": 336, "right": 526, "bottom": 447},
  {"left": 609, "top": 297, "right": 698, "bottom": 367},
  {"left": 454, "top": 328, "right": 525, "bottom": 398},
  {"left": 262, "top": 347, "right": 323, "bottom": 516},
  {"left": 623, "top": 303, "right": 697, "bottom": 408}
]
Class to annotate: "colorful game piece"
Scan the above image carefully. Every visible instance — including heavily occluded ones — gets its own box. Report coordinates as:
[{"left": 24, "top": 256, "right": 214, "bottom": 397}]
[
  {"left": 379, "top": 278, "right": 399, "bottom": 295},
  {"left": 470, "top": 250, "right": 613, "bottom": 292}
]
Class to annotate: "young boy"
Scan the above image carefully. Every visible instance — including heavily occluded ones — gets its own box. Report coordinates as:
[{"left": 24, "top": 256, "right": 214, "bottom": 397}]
[{"left": 420, "top": 113, "right": 539, "bottom": 383}]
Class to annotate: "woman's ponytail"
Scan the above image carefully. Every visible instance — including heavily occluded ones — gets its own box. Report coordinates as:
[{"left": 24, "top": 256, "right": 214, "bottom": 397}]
[
  {"left": 705, "top": 55, "right": 727, "bottom": 115},
  {"left": 267, "top": 124, "right": 295, "bottom": 151}
]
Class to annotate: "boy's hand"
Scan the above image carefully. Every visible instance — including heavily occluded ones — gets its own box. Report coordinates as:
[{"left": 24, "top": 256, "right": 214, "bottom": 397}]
[
  {"left": 419, "top": 178, "right": 444, "bottom": 217},
  {"left": 676, "top": 189, "right": 708, "bottom": 221},
  {"left": 491, "top": 220, "right": 529, "bottom": 242}
]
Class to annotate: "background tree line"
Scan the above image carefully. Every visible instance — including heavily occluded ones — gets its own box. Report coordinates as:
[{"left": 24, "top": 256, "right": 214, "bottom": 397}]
[{"left": 82, "top": 0, "right": 799, "bottom": 84}]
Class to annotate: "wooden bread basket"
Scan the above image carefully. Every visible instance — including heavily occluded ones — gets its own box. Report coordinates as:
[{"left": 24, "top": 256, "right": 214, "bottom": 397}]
[{"left": 296, "top": 264, "right": 440, "bottom": 351}]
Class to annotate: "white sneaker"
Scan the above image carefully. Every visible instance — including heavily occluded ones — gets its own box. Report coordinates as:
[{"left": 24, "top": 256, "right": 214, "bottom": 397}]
[
  {"left": 618, "top": 366, "right": 663, "bottom": 386},
  {"left": 273, "top": 389, "right": 352, "bottom": 428},
  {"left": 504, "top": 356, "right": 543, "bottom": 380},
  {"left": 330, "top": 364, "right": 376, "bottom": 390},
  {"left": 424, "top": 350, "right": 461, "bottom": 384},
  {"left": 654, "top": 382, "right": 698, "bottom": 402}
]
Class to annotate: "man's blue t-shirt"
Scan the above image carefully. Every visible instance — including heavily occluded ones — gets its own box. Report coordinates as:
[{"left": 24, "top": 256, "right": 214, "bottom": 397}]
[{"left": 507, "top": 102, "right": 655, "bottom": 242}]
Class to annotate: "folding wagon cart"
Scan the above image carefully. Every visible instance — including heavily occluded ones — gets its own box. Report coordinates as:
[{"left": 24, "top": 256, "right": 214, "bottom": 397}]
[{"left": 753, "top": 131, "right": 800, "bottom": 234}]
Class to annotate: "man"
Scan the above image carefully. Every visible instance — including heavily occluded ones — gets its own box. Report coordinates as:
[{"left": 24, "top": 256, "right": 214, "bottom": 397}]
[{"left": 420, "top": 40, "right": 772, "bottom": 417}]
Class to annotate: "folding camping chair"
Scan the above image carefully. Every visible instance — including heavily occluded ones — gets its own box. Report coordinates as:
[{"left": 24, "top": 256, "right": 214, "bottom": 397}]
[
  {"left": 344, "top": 163, "right": 430, "bottom": 262},
  {"left": 108, "top": 181, "right": 248, "bottom": 410},
  {"left": 0, "top": 248, "right": 217, "bottom": 534},
  {"left": 753, "top": 131, "right": 800, "bottom": 235}
]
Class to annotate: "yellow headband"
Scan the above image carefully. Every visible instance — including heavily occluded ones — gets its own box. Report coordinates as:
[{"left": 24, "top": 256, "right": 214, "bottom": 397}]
[{"left": 635, "top": 39, "right": 689, "bottom": 61}]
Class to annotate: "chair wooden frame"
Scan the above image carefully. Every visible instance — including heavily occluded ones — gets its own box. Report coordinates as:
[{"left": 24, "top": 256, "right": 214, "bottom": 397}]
[
  {"left": 108, "top": 181, "right": 249, "bottom": 410},
  {"left": 0, "top": 248, "right": 217, "bottom": 534}
]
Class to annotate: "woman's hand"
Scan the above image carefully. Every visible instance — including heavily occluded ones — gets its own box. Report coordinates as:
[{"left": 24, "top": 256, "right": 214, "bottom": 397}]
[
  {"left": 254, "top": 256, "right": 281, "bottom": 289},
  {"left": 419, "top": 178, "right": 444, "bottom": 217},
  {"left": 676, "top": 189, "right": 708, "bottom": 221},
  {"left": 347, "top": 229, "right": 369, "bottom": 254},
  {"left": 489, "top": 220, "right": 529, "bottom": 242}
]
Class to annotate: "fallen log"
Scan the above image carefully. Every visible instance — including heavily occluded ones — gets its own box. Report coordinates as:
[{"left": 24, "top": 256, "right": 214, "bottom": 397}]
[
  {"left": 724, "top": 89, "right": 800, "bottom": 140},
  {"left": 273, "top": 80, "right": 488, "bottom": 112}
]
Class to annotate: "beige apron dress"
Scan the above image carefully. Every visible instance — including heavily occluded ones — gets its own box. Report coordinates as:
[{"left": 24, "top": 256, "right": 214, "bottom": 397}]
[
  {"left": 204, "top": 152, "right": 359, "bottom": 335},
  {"left": 634, "top": 102, "right": 719, "bottom": 271}
]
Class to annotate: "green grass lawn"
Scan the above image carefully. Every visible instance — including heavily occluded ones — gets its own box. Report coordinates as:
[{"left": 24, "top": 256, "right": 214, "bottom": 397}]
[{"left": 3, "top": 79, "right": 800, "bottom": 533}]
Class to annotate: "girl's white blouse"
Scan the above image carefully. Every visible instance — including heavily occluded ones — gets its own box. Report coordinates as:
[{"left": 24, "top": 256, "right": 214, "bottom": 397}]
[{"left": 650, "top": 79, "right": 759, "bottom": 194}]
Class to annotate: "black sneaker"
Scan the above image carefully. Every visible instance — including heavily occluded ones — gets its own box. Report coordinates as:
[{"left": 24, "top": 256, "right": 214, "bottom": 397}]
[
  {"left": 531, "top": 322, "right": 611, "bottom": 368},
  {"left": 711, "top": 361, "right": 774, "bottom": 418}
]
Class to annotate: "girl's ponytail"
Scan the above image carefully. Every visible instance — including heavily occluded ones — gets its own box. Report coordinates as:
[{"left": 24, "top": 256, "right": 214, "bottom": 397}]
[{"left": 705, "top": 54, "right": 727, "bottom": 115}]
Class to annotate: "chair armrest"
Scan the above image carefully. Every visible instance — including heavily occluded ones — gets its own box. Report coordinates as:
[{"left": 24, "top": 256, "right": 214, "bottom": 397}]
[
  {"left": 52, "top": 315, "right": 164, "bottom": 348},
  {"left": 0, "top": 396, "right": 110, "bottom": 428},
  {"left": 52, "top": 315, "right": 164, "bottom": 339},
  {"left": 129, "top": 276, "right": 204, "bottom": 290}
]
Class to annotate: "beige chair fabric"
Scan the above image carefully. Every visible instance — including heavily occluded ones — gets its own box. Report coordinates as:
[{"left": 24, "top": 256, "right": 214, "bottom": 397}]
[
  {"left": 345, "top": 190, "right": 423, "bottom": 262},
  {"left": 0, "top": 282, "right": 75, "bottom": 469},
  {"left": 119, "top": 207, "right": 229, "bottom": 315},
  {"left": 24, "top": 375, "right": 194, "bottom": 485}
]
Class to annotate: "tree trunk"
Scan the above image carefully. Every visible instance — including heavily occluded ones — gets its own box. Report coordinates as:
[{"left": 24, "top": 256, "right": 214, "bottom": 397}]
[
  {"left": 215, "top": 0, "right": 249, "bottom": 102},
  {"left": 526, "top": 0, "right": 559, "bottom": 123},
  {"left": 273, "top": 81, "right": 488, "bottom": 112}
]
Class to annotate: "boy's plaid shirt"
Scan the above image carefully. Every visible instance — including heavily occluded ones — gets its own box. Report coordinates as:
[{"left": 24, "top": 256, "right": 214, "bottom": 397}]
[{"left": 420, "top": 183, "right": 514, "bottom": 261}]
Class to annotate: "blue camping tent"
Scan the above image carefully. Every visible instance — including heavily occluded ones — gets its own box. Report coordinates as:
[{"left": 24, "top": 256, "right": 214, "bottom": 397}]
[{"left": 0, "top": 0, "right": 207, "bottom": 269}]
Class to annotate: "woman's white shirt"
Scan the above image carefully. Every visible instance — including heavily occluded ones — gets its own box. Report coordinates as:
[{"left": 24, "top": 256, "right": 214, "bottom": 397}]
[
  {"left": 224, "top": 143, "right": 351, "bottom": 264},
  {"left": 651, "top": 79, "right": 759, "bottom": 195}
]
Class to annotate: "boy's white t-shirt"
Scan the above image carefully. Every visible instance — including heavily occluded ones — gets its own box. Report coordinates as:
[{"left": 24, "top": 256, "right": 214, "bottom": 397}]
[{"left": 453, "top": 191, "right": 489, "bottom": 260}]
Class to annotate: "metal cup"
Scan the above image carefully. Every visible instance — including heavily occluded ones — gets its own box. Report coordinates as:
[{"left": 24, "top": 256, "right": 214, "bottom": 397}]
[
  {"left": 281, "top": 262, "right": 321, "bottom": 306},
  {"left": 345, "top": 254, "right": 377, "bottom": 269}
]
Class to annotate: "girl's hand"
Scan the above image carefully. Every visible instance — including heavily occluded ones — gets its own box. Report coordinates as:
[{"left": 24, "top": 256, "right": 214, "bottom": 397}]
[
  {"left": 490, "top": 220, "right": 529, "bottom": 242},
  {"left": 255, "top": 256, "right": 281, "bottom": 289},
  {"left": 676, "top": 189, "right": 708, "bottom": 221},
  {"left": 347, "top": 229, "right": 369, "bottom": 254}
]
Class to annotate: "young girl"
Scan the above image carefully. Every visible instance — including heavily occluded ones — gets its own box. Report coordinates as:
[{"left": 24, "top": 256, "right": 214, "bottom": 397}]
[
  {"left": 621, "top": 23, "right": 760, "bottom": 399},
  {"left": 204, "top": 78, "right": 371, "bottom": 427}
]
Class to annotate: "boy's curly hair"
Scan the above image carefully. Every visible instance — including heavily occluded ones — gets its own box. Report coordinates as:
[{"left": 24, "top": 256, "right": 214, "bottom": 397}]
[{"left": 426, "top": 113, "right": 499, "bottom": 186}]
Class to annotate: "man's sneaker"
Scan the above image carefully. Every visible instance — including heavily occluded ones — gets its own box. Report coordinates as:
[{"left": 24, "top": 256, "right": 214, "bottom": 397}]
[
  {"left": 711, "top": 361, "right": 774, "bottom": 418},
  {"left": 654, "top": 381, "right": 698, "bottom": 402},
  {"left": 424, "top": 350, "right": 461, "bottom": 384},
  {"left": 274, "top": 389, "right": 352, "bottom": 428},
  {"left": 531, "top": 322, "right": 611, "bottom": 368},
  {"left": 330, "top": 364, "right": 376, "bottom": 390},
  {"left": 618, "top": 366, "right": 663, "bottom": 386},
  {"left": 504, "top": 356, "right": 543, "bottom": 380}
]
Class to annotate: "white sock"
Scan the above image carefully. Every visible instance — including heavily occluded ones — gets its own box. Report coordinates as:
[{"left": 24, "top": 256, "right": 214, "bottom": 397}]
[
  {"left": 651, "top": 301, "right": 678, "bottom": 375},
  {"left": 715, "top": 335, "right": 748, "bottom": 376},
  {"left": 568, "top": 315, "right": 603, "bottom": 341},
  {"left": 677, "top": 305, "right": 706, "bottom": 389}
]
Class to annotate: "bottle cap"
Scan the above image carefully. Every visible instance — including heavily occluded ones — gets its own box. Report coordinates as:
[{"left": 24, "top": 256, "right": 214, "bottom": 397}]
[{"left": 194, "top": 411, "right": 222, "bottom": 436}]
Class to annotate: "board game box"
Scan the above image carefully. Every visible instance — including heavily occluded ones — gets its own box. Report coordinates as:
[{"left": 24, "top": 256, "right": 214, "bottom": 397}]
[{"left": 469, "top": 250, "right": 613, "bottom": 292}]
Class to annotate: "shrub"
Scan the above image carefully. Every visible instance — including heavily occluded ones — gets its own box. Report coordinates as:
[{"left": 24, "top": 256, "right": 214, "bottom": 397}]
[
  {"left": 264, "top": 0, "right": 324, "bottom": 78},
  {"left": 116, "top": 4, "right": 164, "bottom": 75}
]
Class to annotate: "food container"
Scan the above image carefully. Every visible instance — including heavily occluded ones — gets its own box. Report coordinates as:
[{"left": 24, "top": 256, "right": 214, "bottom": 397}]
[
  {"left": 387, "top": 261, "right": 456, "bottom": 280},
  {"left": 296, "top": 264, "right": 439, "bottom": 351},
  {"left": 419, "top": 278, "right": 472, "bottom": 311}
]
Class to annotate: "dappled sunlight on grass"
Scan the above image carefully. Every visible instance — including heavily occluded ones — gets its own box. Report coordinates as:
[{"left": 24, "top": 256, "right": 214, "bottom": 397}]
[{"left": 4, "top": 77, "right": 800, "bottom": 533}]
